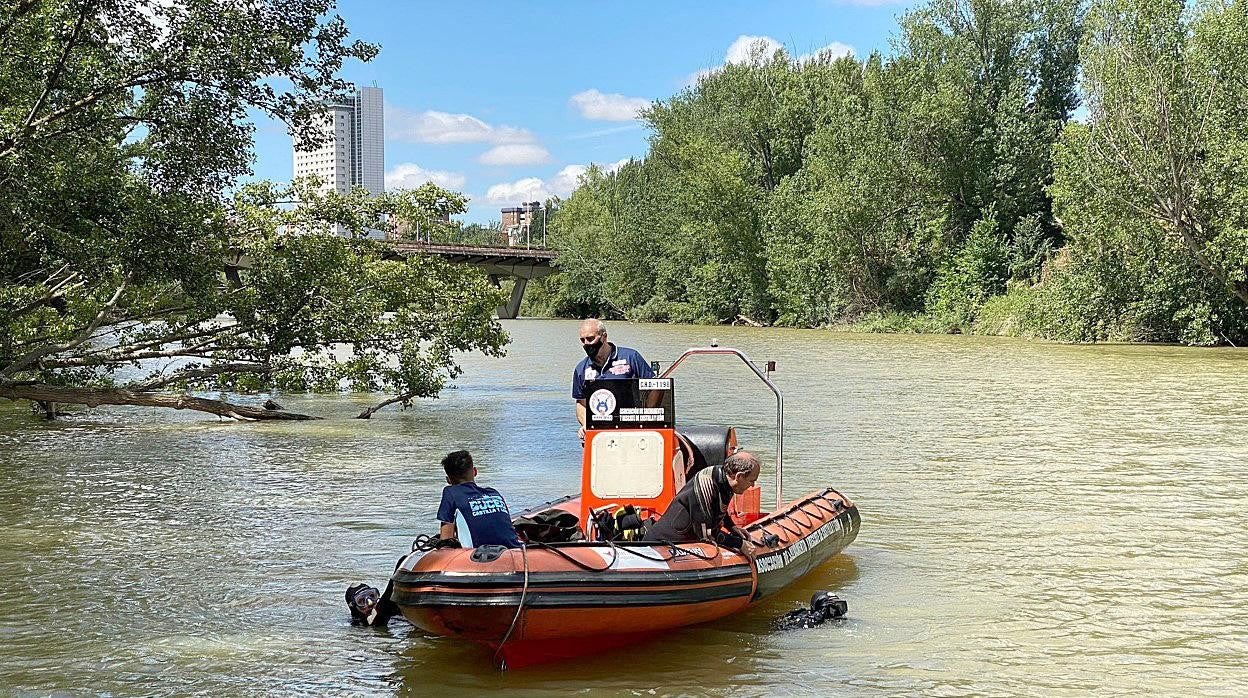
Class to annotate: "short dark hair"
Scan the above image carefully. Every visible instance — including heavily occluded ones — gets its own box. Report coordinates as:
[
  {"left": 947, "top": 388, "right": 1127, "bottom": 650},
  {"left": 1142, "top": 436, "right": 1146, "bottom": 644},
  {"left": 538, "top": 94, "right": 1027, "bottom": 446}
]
[
  {"left": 724, "top": 451, "right": 760, "bottom": 478},
  {"left": 442, "top": 450, "right": 474, "bottom": 483}
]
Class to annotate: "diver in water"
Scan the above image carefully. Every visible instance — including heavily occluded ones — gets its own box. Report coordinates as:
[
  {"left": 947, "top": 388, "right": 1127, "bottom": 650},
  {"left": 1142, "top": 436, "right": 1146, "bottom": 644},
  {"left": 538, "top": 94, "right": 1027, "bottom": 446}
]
[
  {"left": 346, "top": 580, "right": 400, "bottom": 627},
  {"left": 773, "top": 591, "right": 849, "bottom": 630}
]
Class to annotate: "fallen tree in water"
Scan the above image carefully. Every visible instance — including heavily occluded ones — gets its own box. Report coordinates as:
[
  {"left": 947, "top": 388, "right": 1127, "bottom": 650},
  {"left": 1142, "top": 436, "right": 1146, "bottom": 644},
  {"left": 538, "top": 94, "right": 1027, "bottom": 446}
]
[
  {"left": 0, "top": 383, "right": 317, "bottom": 421},
  {"left": 0, "top": 185, "right": 507, "bottom": 422}
]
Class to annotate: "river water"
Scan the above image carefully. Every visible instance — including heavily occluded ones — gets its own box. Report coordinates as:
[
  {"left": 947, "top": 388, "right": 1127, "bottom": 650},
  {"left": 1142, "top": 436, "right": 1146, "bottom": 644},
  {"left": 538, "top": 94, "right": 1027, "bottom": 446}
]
[{"left": 1, "top": 320, "right": 1246, "bottom": 696}]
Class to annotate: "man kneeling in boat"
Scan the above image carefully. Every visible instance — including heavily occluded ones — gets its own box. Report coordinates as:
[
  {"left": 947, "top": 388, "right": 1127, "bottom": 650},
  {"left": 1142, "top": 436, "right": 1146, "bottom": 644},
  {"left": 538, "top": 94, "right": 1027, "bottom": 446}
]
[
  {"left": 437, "top": 450, "right": 522, "bottom": 549},
  {"left": 643, "top": 451, "right": 760, "bottom": 557}
]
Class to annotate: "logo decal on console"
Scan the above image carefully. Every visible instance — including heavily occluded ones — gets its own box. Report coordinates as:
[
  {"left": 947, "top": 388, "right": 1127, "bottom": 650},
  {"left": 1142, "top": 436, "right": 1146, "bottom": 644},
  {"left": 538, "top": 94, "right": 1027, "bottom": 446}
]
[{"left": 590, "top": 388, "right": 617, "bottom": 418}]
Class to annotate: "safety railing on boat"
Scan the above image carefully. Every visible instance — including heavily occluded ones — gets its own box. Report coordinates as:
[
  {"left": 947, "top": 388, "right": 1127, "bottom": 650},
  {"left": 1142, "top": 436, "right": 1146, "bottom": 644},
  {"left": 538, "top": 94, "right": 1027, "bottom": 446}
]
[{"left": 659, "top": 347, "right": 784, "bottom": 509}]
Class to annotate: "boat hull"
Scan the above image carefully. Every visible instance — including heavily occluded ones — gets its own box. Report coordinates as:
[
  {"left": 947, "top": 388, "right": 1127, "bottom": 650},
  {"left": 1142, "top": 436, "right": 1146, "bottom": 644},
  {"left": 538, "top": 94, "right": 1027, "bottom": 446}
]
[{"left": 391, "top": 488, "right": 859, "bottom": 667}]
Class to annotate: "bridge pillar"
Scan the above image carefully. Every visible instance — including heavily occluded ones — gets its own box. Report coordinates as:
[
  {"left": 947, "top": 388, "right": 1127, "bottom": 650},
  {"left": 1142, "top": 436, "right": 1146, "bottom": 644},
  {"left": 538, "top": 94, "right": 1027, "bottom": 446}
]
[
  {"left": 488, "top": 275, "right": 529, "bottom": 320},
  {"left": 389, "top": 243, "right": 556, "bottom": 320}
]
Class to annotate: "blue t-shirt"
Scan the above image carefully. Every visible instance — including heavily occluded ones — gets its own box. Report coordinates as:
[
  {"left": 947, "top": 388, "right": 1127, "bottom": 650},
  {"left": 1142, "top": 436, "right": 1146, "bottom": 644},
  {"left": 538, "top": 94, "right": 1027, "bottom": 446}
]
[
  {"left": 572, "top": 343, "right": 654, "bottom": 399},
  {"left": 437, "top": 482, "right": 521, "bottom": 548}
]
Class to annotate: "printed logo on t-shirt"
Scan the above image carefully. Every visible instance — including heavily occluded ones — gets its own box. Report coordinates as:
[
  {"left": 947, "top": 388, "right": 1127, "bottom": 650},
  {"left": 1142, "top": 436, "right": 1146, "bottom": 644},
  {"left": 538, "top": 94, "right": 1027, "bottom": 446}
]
[
  {"left": 584, "top": 367, "right": 598, "bottom": 381},
  {"left": 469, "top": 494, "right": 507, "bottom": 517},
  {"left": 608, "top": 359, "right": 631, "bottom": 375}
]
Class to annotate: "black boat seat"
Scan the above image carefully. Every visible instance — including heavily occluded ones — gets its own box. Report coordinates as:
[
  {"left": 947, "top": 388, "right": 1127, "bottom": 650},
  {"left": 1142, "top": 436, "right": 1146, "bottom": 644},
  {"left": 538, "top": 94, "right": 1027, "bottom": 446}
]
[{"left": 677, "top": 426, "right": 738, "bottom": 479}]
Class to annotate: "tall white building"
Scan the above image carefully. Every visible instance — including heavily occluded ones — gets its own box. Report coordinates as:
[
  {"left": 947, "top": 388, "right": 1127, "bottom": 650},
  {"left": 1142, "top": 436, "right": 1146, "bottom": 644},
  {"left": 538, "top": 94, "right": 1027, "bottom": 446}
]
[{"left": 293, "top": 85, "right": 384, "bottom": 197}]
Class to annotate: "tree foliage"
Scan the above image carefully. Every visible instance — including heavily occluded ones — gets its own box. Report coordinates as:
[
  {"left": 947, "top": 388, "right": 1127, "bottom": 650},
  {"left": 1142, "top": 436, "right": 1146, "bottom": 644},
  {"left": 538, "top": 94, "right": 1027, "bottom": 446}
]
[
  {"left": 0, "top": 0, "right": 507, "bottom": 420},
  {"left": 1046, "top": 0, "right": 1248, "bottom": 343},
  {"left": 532, "top": 0, "right": 1248, "bottom": 344},
  {"left": 535, "top": 0, "right": 1090, "bottom": 332}
]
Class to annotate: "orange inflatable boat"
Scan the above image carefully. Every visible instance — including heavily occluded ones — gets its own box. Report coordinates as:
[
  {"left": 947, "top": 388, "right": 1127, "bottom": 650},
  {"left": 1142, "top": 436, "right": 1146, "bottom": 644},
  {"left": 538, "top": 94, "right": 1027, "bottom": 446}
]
[{"left": 390, "top": 347, "right": 861, "bottom": 668}]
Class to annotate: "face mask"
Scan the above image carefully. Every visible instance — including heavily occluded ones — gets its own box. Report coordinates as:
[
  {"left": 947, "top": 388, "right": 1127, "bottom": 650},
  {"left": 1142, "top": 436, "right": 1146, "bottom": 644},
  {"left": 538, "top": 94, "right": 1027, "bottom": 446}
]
[{"left": 583, "top": 338, "right": 603, "bottom": 357}]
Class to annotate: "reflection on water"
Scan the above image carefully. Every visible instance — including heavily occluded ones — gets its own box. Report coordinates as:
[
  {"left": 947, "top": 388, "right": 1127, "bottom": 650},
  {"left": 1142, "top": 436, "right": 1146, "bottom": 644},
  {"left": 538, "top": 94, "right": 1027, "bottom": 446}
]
[{"left": 3, "top": 319, "right": 1248, "bottom": 695}]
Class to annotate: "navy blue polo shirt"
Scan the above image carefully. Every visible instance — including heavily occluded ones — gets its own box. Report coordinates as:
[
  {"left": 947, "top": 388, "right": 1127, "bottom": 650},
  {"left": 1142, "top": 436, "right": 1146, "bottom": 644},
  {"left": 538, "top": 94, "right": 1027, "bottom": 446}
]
[
  {"left": 437, "top": 482, "right": 521, "bottom": 548},
  {"left": 572, "top": 343, "right": 654, "bottom": 399}
]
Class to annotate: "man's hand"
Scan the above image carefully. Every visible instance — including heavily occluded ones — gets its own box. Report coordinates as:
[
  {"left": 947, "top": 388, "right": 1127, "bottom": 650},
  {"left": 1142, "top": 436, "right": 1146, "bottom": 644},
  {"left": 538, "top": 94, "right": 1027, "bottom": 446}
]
[
  {"left": 733, "top": 526, "right": 759, "bottom": 558},
  {"left": 577, "top": 425, "right": 586, "bottom": 443}
]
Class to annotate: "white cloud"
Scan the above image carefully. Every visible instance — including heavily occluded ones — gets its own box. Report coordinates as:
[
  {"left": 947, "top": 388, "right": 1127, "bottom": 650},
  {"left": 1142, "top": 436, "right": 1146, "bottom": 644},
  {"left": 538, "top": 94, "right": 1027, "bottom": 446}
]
[
  {"left": 485, "top": 177, "right": 551, "bottom": 205},
  {"left": 550, "top": 165, "right": 588, "bottom": 194},
  {"left": 685, "top": 35, "right": 857, "bottom": 86},
  {"left": 384, "top": 163, "right": 466, "bottom": 191},
  {"left": 569, "top": 89, "right": 651, "bottom": 121},
  {"left": 603, "top": 158, "right": 631, "bottom": 174},
  {"left": 725, "top": 35, "right": 785, "bottom": 65},
  {"left": 484, "top": 160, "right": 636, "bottom": 205},
  {"left": 566, "top": 123, "right": 645, "bottom": 141},
  {"left": 798, "top": 42, "right": 856, "bottom": 63},
  {"left": 386, "top": 105, "right": 534, "bottom": 144},
  {"left": 478, "top": 144, "right": 551, "bottom": 166}
]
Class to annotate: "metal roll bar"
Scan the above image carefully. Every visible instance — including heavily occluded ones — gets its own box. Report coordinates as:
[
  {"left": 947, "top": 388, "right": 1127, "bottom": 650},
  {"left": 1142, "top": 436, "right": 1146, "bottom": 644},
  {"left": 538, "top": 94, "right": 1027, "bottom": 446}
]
[{"left": 660, "top": 347, "right": 784, "bottom": 509}]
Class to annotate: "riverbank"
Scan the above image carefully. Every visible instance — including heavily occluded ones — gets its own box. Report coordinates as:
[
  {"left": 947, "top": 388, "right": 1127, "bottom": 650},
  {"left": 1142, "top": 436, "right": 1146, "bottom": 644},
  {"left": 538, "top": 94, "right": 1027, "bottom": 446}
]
[{"left": 526, "top": 280, "right": 1240, "bottom": 348}]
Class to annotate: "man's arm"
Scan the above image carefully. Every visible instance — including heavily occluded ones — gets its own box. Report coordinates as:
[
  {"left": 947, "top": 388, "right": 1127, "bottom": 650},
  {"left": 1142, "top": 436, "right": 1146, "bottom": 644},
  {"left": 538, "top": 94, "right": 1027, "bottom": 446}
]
[
  {"left": 439, "top": 521, "right": 456, "bottom": 540},
  {"left": 635, "top": 352, "right": 655, "bottom": 379},
  {"left": 716, "top": 511, "right": 757, "bottom": 557},
  {"left": 572, "top": 364, "right": 586, "bottom": 439}
]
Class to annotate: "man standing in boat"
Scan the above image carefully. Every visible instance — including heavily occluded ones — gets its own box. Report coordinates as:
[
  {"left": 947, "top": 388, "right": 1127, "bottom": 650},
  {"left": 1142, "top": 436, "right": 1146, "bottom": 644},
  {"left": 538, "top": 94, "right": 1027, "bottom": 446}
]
[
  {"left": 643, "top": 451, "right": 760, "bottom": 557},
  {"left": 572, "top": 318, "right": 654, "bottom": 441}
]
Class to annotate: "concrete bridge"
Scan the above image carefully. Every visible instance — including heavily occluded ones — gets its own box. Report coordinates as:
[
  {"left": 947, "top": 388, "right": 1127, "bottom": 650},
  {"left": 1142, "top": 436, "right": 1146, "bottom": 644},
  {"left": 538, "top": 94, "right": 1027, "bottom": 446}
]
[{"left": 387, "top": 242, "right": 558, "bottom": 319}]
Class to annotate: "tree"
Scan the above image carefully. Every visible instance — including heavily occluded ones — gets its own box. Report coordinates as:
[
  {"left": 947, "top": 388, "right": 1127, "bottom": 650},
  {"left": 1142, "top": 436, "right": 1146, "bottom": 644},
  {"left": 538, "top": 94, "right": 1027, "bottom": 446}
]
[
  {"left": 1045, "top": 0, "right": 1248, "bottom": 343},
  {"left": 1066, "top": 0, "right": 1248, "bottom": 303},
  {"left": 0, "top": 0, "right": 508, "bottom": 420},
  {"left": 389, "top": 182, "right": 468, "bottom": 243}
]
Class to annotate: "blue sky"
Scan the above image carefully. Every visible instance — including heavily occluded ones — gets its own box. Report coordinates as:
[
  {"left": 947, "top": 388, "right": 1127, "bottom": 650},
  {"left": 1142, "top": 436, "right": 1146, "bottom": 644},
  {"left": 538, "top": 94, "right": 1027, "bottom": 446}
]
[{"left": 250, "top": 0, "right": 919, "bottom": 223}]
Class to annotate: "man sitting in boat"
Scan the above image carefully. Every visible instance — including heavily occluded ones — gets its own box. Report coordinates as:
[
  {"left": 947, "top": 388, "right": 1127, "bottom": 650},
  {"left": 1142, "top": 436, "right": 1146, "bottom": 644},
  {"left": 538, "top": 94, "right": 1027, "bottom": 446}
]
[
  {"left": 643, "top": 451, "right": 760, "bottom": 557},
  {"left": 436, "top": 450, "right": 522, "bottom": 549},
  {"left": 572, "top": 318, "right": 654, "bottom": 441}
]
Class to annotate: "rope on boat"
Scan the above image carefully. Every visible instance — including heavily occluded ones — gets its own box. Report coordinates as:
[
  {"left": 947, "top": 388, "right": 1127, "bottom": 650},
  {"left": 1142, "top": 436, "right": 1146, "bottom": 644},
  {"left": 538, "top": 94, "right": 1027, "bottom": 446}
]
[
  {"left": 494, "top": 542, "right": 531, "bottom": 670},
  {"left": 617, "top": 539, "right": 722, "bottom": 563},
  {"left": 528, "top": 538, "right": 619, "bottom": 572},
  {"left": 790, "top": 502, "right": 821, "bottom": 529},
  {"left": 809, "top": 498, "right": 840, "bottom": 517},
  {"left": 755, "top": 490, "right": 850, "bottom": 539},
  {"left": 770, "top": 517, "right": 804, "bottom": 538},
  {"left": 490, "top": 538, "right": 722, "bottom": 668},
  {"left": 410, "top": 534, "right": 444, "bottom": 552}
]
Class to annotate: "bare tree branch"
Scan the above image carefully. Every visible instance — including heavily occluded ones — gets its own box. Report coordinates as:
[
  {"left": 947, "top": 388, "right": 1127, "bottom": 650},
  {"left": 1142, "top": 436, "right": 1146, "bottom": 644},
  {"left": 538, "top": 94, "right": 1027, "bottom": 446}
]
[{"left": 356, "top": 389, "right": 418, "bottom": 419}]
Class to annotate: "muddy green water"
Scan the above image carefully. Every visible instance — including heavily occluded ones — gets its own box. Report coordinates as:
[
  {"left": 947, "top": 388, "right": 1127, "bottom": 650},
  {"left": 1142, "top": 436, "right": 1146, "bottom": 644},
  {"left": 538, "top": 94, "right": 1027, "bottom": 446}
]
[{"left": 2, "top": 320, "right": 1247, "bottom": 696}]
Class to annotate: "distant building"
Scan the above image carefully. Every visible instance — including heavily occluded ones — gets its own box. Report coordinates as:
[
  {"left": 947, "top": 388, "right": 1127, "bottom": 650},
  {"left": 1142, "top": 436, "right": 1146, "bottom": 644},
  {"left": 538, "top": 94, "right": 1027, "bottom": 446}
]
[
  {"left": 501, "top": 201, "right": 542, "bottom": 246},
  {"left": 293, "top": 85, "right": 384, "bottom": 197}
]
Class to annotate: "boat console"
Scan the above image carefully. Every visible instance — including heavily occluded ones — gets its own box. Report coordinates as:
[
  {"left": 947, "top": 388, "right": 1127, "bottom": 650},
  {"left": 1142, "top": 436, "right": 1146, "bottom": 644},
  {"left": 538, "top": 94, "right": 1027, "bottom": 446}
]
[
  {"left": 578, "top": 377, "right": 680, "bottom": 538},
  {"left": 578, "top": 346, "right": 780, "bottom": 539}
]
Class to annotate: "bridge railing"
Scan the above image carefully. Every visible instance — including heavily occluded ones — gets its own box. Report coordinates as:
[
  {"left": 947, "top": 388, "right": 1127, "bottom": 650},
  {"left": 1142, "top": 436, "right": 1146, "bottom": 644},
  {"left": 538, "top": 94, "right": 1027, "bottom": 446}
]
[{"left": 395, "top": 227, "right": 550, "bottom": 250}]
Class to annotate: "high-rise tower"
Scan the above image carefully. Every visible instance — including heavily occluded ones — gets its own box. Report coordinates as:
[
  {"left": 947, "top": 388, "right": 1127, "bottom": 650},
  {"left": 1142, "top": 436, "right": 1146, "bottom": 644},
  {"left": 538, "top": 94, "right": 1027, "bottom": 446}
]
[{"left": 293, "top": 85, "right": 384, "bottom": 196}]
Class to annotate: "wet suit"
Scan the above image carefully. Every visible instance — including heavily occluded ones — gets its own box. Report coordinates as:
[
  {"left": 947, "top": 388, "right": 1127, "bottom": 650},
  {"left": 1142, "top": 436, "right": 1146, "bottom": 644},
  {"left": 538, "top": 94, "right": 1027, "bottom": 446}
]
[{"left": 643, "top": 464, "right": 743, "bottom": 549}]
